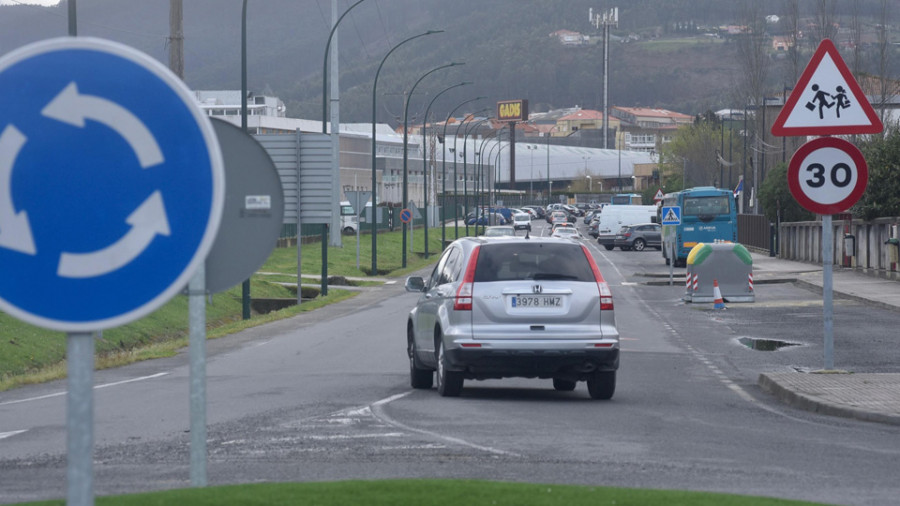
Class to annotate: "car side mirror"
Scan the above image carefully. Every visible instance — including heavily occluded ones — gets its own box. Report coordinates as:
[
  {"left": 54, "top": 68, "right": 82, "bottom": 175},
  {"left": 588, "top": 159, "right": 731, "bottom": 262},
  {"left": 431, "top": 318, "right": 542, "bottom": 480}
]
[{"left": 405, "top": 276, "right": 427, "bottom": 292}]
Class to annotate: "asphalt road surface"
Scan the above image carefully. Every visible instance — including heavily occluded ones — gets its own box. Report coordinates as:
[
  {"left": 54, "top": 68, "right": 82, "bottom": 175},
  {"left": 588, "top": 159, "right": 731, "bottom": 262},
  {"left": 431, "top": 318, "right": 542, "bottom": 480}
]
[{"left": 1, "top": 219, "right": 898, "bottom": 505}]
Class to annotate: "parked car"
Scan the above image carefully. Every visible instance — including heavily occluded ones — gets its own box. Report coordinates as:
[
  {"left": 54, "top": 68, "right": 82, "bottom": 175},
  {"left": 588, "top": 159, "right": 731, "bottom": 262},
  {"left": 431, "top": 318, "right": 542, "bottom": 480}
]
[
  {"left": 613, "top": 223, "right": 662, "bottom": 251},
  {"left": 511, "top": 212, "right": 532, "bottom": 231},
  {"left": 467, "top": 212, "right": 507, "bottom": 226},
  {"left": 594, "top": 205, "right": 658, "bottom": 250},
  {"left": 522, "top": 205, "right": 546, "bottom": 219},
  {"left": 404, "top": 236, "right": 619, "bottom": 399},
  {"left": 548, "top": 211, "right": 568, "bottom": 226},
  {"left": 482, "top": 226, "right": 516, "bottom": 237},
  {"left": 583, "top": 209, "right": 602, "bottom": 224}
]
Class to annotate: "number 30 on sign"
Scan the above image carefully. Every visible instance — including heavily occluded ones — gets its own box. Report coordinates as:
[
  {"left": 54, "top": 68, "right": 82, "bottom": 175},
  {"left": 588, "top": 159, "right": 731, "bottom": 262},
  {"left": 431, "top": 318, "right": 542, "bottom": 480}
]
[{"left": 787, "top": 137, "right": 868, "bottom": 215}]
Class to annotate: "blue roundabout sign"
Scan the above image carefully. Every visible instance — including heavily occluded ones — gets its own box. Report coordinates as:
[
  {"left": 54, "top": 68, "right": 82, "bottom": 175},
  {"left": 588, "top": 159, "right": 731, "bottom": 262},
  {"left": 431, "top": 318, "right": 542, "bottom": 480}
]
[{"left": 0, "top": 38, "right": 224, "bottom": 331}]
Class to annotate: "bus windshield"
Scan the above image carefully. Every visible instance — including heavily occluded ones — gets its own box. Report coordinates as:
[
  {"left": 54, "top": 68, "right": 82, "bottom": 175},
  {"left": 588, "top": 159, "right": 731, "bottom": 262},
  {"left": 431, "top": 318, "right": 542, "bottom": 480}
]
[{"left": 683, "top": 196, "right": 731, "bottom": 217}]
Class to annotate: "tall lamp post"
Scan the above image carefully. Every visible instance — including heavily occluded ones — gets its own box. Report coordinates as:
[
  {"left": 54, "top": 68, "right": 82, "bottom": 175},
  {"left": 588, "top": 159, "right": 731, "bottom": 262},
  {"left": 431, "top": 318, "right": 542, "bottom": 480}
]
[
  {"left": 525, "top": 144, "right": 537, "bottom": 200},
  {"left": 421, "top": 82, "right": 470, "bottom": 258},
  {"left": 401, "top": 62, "right": 462, "bottom": 268},
  {"left": 441, "top": 97, "right": 485, "bottom": 246},
  {"left": 370, "top": 30, "right": 442, "bottom": 275},
  {"left": 546, "top": 125, "right": 557, "bottom": 207},
  {"left": 461, "top": 114, "right": 491, "bottom": 235}
]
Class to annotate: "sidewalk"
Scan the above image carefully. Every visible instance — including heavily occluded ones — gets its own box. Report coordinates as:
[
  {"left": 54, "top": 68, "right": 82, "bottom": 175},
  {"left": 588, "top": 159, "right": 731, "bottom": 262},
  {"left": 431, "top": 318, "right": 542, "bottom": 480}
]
[{"left": 749, "top": 253, "right": 900, "bottom": 426}]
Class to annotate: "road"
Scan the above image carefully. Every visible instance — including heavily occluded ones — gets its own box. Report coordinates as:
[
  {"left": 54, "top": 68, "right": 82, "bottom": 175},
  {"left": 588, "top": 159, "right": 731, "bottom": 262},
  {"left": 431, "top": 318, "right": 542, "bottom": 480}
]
[{"left": 1, "top": 218, "right": 899, "bottom": 505}]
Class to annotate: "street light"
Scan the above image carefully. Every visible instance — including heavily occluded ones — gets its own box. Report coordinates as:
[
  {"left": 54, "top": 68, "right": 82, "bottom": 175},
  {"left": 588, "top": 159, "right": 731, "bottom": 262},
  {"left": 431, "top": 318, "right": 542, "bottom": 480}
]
[
  {"left": 462, "top": 114, "right": 491, "bottom": 235},
  {"left": 525, "top": 144, "right": 537, "bottom": 200},
  {"left": 401, "top": 62, "right": 462, "bottom": 268},
  {"left": 441, "top": 97, "right": 485, "bottom": 246},
  {"left": 421, "top": 81, "right": 470, "bottom": 259},
  {"left": 586, "top": 175, "right": 592, "bottom": 192},
  {"left": 321, "top": 0, "right": 366, "bottom": 132},
  {"left": 370, "top": 30, "right": 442, "bottom": 275},
  {"left": 546, "top": 124, "right": 558, "bottom": 207}
]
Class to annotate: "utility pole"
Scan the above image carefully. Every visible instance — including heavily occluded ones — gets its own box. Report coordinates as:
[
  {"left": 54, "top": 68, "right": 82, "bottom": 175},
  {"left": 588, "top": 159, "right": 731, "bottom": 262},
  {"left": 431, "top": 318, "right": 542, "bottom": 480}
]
[
  {"left": 590, "top": 7, "right": 618, "bottom": 149},
  {"left": 168, "top": 0, "right": 184, "bottom": 79}
]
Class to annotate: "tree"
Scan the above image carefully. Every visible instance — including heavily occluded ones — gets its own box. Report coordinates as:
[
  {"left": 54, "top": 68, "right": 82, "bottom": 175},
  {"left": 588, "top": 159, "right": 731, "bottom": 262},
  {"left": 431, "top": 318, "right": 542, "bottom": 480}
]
[
  {"left": 855, "top": 124, "right": 900, "bottom": 220},
  {"left": 758, "top": 162, "right": 814, "bottom": 223}
]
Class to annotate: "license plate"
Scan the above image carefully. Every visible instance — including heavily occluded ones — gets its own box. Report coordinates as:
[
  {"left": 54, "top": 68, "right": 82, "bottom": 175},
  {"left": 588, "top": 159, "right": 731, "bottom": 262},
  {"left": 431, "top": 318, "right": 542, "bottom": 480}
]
[{"left": 511, "top": 295, "right": 562, "bottom": 308}]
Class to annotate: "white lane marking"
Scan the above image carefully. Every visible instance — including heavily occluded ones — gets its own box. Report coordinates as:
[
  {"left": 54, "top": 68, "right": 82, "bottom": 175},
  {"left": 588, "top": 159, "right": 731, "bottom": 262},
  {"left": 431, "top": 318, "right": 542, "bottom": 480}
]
[
  {"left": 0, "top": 372, "right": 170, "bottom": 407},
  {"left": 369, "top": 391, "right": 521, "bottom": 457},
  {"left": 0, "top": 430, "right": 27, "bottom": 440}
]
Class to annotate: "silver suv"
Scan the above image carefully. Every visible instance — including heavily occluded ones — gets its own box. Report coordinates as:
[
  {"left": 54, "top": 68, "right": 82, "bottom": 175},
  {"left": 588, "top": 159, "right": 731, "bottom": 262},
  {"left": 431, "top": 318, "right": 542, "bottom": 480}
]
[{"left": 405, "top": 236, "right": 619, "bottom": 399}]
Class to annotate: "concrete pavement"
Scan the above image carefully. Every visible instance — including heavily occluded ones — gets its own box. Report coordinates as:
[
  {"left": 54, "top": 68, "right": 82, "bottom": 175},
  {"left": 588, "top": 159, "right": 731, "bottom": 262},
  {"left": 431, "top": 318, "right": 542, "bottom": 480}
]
[{"left": 749, "top": 253, "right": 900, "bottom": 426}]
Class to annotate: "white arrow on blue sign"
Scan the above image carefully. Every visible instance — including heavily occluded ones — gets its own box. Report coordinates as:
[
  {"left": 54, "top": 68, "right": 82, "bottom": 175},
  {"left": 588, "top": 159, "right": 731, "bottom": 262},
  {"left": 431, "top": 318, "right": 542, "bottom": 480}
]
[{"left": 0, "top": 38, "right": 224, "bottom": 331}]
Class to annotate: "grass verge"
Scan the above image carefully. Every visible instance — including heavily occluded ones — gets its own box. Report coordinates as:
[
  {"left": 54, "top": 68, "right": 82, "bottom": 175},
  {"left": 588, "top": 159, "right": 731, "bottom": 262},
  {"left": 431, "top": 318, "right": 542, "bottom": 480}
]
[
  {"left": 18, "top": 479, "right": 828, "bottom": 506},
  {"left": 0, "top": 228, "right": 446, "bottom": 391}
]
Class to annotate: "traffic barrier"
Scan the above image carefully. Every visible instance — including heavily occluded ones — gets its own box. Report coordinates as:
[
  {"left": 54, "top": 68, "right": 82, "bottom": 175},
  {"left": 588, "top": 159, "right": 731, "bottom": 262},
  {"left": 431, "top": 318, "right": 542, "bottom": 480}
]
[{"left": 683, "top": 241, "right": 754, "bottom": 303}]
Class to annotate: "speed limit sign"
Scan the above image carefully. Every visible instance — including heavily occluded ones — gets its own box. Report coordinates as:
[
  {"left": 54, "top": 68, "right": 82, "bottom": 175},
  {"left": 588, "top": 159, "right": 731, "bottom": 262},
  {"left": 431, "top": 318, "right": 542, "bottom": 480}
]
[{"left": 787, "top": 137, "right": 868, "bottom": 215}]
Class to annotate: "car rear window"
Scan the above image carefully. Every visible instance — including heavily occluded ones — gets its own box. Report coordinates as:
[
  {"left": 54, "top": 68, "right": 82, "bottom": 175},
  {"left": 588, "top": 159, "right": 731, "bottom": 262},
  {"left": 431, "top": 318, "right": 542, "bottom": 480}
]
[{"left": 473, "top": 242, "right": 595, "bottom": 282}]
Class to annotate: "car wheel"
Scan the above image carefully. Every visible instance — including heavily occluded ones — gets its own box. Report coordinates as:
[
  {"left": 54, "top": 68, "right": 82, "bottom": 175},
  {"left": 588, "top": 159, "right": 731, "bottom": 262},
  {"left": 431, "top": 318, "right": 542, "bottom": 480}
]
[
  {"left": 408, "top": 325, "right": 433, "bottom": 389},
  {"left": 633, "top": 238, "right": 646, "bottom": 251},
  {"left": 552, "top": 378, "right": 576, "bottom": 391},
  {"left": 342, "top": 226, "right": 355, "bottom": 235},
  {"left": 587, "top": 370, "right": 616, "bottom": 400},
  {"left": 436, "top": 340, "right": 463, "bottom": 397},
  {"left": 603, "top": 244, "right": 614, "bottom": 251}
]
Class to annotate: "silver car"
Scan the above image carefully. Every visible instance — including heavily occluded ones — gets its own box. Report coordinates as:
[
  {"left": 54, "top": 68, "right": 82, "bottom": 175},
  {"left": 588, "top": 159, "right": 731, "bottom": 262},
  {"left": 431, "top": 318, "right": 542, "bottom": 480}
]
[{"left": 405, "top": 236, "right": 619, "bottom": 399}]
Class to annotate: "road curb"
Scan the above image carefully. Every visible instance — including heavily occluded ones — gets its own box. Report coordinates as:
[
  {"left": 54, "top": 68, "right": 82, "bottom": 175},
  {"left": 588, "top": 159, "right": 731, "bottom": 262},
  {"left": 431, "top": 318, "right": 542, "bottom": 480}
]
[
  {"left": 759, "top": 372, "right": 900, "bottom": 427},
  {"left": 792, "top": 279, "right": 900, "bottom": 313}
]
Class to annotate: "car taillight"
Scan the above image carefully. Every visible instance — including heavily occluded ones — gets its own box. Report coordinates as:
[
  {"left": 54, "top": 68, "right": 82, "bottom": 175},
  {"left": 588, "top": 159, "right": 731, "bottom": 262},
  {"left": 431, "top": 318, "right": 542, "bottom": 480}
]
[
  {"left": 454, "top": 246, "right": 481, "bottom": 310},
  {"left": 581, "top": 245, "right": 614, "bottom": 310},
  {"left": 624, "top": 232, "right": 632, "bottom": 238}
]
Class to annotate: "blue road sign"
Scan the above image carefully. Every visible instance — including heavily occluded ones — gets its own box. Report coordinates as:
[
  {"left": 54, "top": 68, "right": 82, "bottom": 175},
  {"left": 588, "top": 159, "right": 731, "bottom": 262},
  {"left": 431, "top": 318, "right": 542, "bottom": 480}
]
[
  {"left": 661, "top": 206, "right": 681, "bottom": 225},
  {"left": 0, "top": 38, "right": 224, "bottom": 331}
]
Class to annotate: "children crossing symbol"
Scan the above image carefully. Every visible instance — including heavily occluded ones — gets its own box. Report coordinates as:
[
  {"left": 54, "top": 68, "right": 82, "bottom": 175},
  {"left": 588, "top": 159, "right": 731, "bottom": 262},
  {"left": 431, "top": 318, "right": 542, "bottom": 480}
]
[{"left": 772, "top": 39, "right": 882, "bottom": 136}]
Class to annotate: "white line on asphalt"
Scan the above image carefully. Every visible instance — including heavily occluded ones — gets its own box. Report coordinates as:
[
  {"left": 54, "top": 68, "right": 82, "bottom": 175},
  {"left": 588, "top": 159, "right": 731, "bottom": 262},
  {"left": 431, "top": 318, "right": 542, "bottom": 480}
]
[
  {"left": 369, "top": 391, "right": 521, "bottom": 457},
  {"left": 0, "top": 430, "right": 27, "bottom": 440},
  {"left": 0, "top": 372, "right": 170, "bottom": 407}
]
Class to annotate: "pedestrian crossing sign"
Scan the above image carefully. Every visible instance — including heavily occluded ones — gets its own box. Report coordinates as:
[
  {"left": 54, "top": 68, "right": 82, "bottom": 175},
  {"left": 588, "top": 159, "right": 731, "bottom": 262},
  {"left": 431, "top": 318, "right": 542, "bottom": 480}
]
[
  {"left": 772, "top": 38, "right": 883, "bottom": 137},
  {"left": 661, "top": 206, "right": 681, "bottom": 225}
]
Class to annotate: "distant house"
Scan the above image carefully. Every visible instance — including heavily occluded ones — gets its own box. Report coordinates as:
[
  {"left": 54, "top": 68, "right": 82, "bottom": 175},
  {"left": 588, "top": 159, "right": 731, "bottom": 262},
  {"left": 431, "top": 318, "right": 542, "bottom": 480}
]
[
  {"left": 554, "top": 109, "right": 618, "bottom": 136},
  {"left": 550, "top": 29, "right": 588, "bottom": 46},
  {"left": 610, "top": 107, "right": 693, "bottom": 152},
  {"left": 772, "top": 35, "right": 793, "bottom": 51}
]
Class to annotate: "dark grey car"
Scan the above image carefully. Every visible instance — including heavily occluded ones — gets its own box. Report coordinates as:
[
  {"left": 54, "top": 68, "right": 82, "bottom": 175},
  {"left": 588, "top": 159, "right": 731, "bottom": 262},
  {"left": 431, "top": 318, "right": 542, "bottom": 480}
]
[
  {"left": 405, "top": 236, "right": 620, "bottom": 399},
  {"left": 613, "top": 223, "right": 662, "bottom": 251}
]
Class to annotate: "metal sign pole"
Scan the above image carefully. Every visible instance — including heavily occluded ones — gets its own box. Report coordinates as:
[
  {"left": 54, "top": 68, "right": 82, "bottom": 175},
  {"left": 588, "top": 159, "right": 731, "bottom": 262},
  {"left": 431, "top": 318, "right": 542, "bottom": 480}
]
[
  {"left": 66, "top": 332, "right": 94, "bottom": 506},
  {"left": 669, "top": 242, "right": 675, "bottom": 286},
  {"left": 822, "top": 215, "right": 834, "bottom": 370},
  {"left": 189, "top": 266, "right": 207, "bottom": 486}
]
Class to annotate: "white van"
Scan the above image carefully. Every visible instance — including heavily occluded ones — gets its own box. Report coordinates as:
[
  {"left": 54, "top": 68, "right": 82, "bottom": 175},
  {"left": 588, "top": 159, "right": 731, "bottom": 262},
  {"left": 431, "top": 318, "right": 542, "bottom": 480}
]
[
  {"left": 340, "top": 200, "right": 372, "bottom": 234},
  {"left": 594, "top": 205, "right": 658, "bottom": 250}
]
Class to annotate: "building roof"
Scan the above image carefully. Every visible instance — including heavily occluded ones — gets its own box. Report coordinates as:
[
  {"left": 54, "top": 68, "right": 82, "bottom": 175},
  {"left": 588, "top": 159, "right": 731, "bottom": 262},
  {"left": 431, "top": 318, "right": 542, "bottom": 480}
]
[
  {"left": 558, "top": 109, "right": 604, "bottom": 121},
  {"left": 613, "top": 107, "right": 692, "bottom": 121}
]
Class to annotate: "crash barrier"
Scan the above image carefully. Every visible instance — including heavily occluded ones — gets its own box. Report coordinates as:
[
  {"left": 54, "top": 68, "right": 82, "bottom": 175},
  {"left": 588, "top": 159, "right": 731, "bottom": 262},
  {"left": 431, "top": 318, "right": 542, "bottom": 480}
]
[{"left": 684, "top": 241, "right": 754, "bottom": 303}]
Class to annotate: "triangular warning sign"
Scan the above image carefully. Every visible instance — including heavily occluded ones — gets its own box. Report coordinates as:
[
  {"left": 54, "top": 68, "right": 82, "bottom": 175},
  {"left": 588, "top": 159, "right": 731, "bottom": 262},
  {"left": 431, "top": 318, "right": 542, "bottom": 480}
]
[
  {"left": 653, "top": 188, "right": 664, "bottom": 201},
  {"left": 771, "top": 39, "right": 883, "bottom": 137},
  {"left": 663, "top": 208, "right": 678, "bottom": 222}
]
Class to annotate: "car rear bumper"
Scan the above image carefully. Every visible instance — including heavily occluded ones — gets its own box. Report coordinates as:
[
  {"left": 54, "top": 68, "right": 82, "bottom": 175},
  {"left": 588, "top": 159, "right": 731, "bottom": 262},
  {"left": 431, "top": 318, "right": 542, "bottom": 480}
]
[
  {"left": 597, "top": 234, "right": 615, "bottom": 245},
  {"left": 444, "top": 341, "right": 619, "bottom": 380}
]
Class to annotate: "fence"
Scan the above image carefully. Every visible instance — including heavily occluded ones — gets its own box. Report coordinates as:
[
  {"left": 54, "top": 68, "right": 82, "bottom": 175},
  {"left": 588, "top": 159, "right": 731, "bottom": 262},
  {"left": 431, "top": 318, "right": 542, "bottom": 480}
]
[
  {"left": 779, "top": 216, "right": 900, "bottom": 280},
  {"left": 737, "top": 214, "right": 773, "bottom": 254}
]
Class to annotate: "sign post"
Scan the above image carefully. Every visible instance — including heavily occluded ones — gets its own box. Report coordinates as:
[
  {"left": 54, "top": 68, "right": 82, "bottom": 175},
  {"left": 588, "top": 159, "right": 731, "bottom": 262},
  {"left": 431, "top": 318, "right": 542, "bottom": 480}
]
[
  {"left": 772, "top": 38, "right": 882, "bottom": 370},
  {"left": 661, "top": 206, "right": 681, "bottom": 285},
  {"left": 0, "top": 38, "right": 224, "bottom": 505}
]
